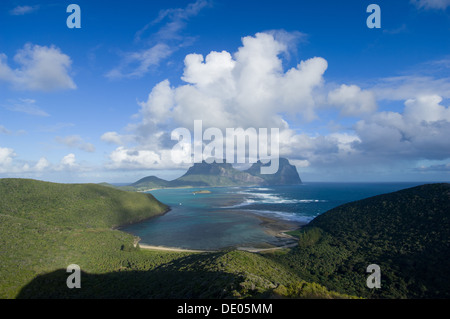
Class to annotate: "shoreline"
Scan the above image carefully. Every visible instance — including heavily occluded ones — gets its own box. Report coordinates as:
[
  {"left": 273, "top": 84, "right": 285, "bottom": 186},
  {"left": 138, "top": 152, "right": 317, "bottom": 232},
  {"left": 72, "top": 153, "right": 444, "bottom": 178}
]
[
  {"left": 134, "top": 211, "right": 304, "bottom": 253},
  {"left": 122, "top": 186, "right": 306, "bottom": 253},
  {"left": 237, "top": 212, "right": 304, "bottom": 252},
  {"left": 114, "top": 206, "right": 172, "bottom": 231},
  {"left": 138, "top": 244, "right": 212, "bottom": 253},
  {"left": 135, "top": 184, "right": 265, "bottom": 193}
]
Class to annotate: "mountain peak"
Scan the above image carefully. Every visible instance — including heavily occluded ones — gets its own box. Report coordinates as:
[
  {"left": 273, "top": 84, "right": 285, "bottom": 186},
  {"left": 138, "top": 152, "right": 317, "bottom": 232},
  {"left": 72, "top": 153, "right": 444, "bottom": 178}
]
[
  {"left": 130, "top": 157, "right": 301, "bottom": 190},
  {"left": 245, "top": 158, "right": 302, "bottom": 185}
]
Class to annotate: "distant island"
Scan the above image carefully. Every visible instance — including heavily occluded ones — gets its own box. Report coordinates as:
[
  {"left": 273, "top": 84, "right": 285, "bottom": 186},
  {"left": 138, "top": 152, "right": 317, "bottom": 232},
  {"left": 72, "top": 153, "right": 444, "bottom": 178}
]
[
  {"left": 115, "top": 157, "right": 302, "bottom": 192},
  {"left": 193, "top": 190, "right": 212, "bottom": 194}
]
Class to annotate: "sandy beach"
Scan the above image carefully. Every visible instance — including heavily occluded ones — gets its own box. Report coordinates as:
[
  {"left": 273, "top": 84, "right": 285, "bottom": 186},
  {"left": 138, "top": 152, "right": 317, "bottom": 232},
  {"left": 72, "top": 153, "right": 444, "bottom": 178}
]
[{"left": 138, "top": 243, "right": 211, "bottom": 253}]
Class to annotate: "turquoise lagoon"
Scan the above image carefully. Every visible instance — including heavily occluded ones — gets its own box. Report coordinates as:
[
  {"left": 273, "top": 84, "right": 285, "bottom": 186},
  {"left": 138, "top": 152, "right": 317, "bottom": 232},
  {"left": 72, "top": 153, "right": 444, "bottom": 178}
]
[{"left": 121, "top": 182, "right": 425, "bottom": 250}]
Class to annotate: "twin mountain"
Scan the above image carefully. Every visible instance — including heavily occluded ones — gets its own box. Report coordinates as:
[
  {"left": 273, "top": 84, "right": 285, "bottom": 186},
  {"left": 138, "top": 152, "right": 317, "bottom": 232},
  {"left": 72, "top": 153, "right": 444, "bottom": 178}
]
[{"left": 128, "top": 158, "right": 301, "bottom": 191}]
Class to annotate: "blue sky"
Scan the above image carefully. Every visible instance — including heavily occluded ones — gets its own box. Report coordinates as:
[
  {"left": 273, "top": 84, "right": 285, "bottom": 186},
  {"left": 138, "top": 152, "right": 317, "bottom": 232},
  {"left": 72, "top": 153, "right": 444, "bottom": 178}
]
[{"left": 1, "top": 0, "right": 450, "bottom": 183}]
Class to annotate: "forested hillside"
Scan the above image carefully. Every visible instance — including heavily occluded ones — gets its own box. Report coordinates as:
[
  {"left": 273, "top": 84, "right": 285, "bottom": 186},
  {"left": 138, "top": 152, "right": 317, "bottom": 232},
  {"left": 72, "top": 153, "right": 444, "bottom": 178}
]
[
  {"left": 0, "top": 178, "right": 346, "bottom": 299},
  {"left": 270, "top": 183, "right": 450, "bottom": 298}
]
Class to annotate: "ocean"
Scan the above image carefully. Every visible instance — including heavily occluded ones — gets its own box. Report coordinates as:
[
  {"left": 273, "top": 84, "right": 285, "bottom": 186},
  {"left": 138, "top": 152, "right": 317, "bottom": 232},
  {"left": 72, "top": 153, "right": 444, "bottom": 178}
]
[{"left": 121, "top": 182, "right": 426, "bottom": 250}]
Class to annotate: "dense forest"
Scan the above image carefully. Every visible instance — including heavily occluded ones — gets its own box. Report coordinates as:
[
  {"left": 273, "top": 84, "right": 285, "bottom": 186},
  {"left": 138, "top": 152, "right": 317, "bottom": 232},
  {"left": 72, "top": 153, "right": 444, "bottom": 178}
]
[
  {"left": 0, "top": 178, "right": 348, "bottom": 299},
  {"left": 270, "top": 183, "right": 450, "bottom": 298},
  {"left": 1, "top": 179, "right": 448, "bottom": 299}
]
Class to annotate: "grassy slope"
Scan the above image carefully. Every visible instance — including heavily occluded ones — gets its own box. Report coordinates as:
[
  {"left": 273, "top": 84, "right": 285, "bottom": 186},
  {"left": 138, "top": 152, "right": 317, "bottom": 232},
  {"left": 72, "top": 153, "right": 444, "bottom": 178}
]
[
  {"left": 15, "top": 248, "right": 354, "bottom": 299},
  {"left": 130, "top": 176, "right": 172, "bottom": 191},
  {"left": 269, "top": 183, "right": 450, "bottom": 298},
  {"left": 0, "top": 178, "right": 349, "bottom": 299},
  {"left": 0, "top": 178, "right": 169, "bottom": 228},
  {"left": 0, "top": 178, "right": 168, "bottom": 298}
]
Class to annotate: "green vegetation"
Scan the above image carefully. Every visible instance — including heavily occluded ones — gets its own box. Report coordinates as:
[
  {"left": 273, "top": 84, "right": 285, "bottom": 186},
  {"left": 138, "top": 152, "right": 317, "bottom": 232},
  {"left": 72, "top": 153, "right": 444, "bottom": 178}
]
[
  {"left": 193, "top": 190, "right": 212, "bottom": 194},
  {"left": 272, "top": 280, "right": 357, "bottom": 299},
  {"left": 269, "top": 183, "right": 450, "bottom": 299},
  {"left": 0, "top": 178, "right": 169, "bottom": 298},
  {"left": 0, "top": 178, "right": 169, "bottom": 229},
  {"left": 0, "top": 178, "right": 347, "bottom": 299},
  {"left": 98, "top": 182, "right": 137, "bottom": 192},
  {"left": 130, "top": 176, "right": 172, "bottom": 191},
  {"left": 4, "top": 178, "right": 447, "bottom": 299},
  {"left": 15, "top": 249, "right": 351, "bottom": 299}
]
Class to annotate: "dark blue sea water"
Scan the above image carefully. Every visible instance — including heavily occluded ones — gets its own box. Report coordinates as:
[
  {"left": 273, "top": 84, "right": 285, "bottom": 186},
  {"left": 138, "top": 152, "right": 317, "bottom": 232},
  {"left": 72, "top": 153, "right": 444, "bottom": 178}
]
[{"left": 121, "top": 182, "right": 426, "bottom": 250}]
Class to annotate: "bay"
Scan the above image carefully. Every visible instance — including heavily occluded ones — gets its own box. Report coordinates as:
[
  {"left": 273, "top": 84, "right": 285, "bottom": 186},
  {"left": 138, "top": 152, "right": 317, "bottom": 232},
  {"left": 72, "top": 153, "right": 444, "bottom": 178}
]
[{"left": 121, "top": 182, "right": 425, "bottom": 250}]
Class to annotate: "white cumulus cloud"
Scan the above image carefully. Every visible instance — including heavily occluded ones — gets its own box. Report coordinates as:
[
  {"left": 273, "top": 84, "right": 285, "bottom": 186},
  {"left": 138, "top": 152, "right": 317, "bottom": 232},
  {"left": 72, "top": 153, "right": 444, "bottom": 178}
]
[
  {"left": 0, "top": 43, "right": 76, "bottom": 92},
  {"left": 0, "top": 147, "right": 15, "bottom": 167},
  {"left": 140, "top": 32, "right": 327, "bottom": 131},
  {"left": 60, "top": 153, "right": 77, "bottom": 167},
  {"left": 102, "top": 31, "right": 450, "bottom": 177},
  {"left": 35, "top": 157, "right": 50, "bottom": 171},
  {"left": 105, "top": 32, "right": 329, "bottom": 170},
  {"left": 328, "top": 84, "right": 377, "bottom": 116},
  {"left": 354, "top": 95, "right": 450, "bottom": 160},
  {"left": 101, "top": 132, "right": 126, "bottom": 145},
  {"left": 108, "top": 147, "right": 161, "bottom": 170},
  {"left": 403, "top": 95, "right": 450, "bottom": 123}
]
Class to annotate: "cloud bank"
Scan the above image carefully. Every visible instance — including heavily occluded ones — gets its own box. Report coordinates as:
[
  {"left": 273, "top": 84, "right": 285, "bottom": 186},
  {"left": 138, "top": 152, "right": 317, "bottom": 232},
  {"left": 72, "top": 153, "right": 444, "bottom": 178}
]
[{"left": 103, "top": 31, "right": 450, "bottom": 176}]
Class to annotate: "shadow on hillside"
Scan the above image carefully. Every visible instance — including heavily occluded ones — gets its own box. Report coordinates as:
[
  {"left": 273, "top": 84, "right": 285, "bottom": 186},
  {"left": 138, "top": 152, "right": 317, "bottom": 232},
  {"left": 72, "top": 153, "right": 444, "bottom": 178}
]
[{"left": 17, "top": 252, "right": 243, "bottom": 299}]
